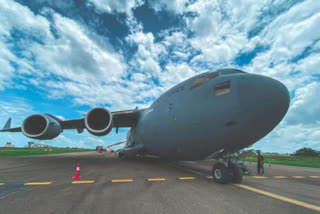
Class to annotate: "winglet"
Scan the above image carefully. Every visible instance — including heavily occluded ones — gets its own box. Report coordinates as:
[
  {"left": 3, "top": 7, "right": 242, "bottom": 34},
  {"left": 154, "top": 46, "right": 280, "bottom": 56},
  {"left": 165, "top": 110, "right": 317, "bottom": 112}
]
[{"left": 2, "top": 118, "right": 11, "bottom": 130}]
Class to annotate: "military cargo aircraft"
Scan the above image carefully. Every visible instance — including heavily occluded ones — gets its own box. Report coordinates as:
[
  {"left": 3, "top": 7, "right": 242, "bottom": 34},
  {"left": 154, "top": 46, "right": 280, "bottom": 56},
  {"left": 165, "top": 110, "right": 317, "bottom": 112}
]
[{"left": 0, "top": 68, "right": 290, "bottom": 184}]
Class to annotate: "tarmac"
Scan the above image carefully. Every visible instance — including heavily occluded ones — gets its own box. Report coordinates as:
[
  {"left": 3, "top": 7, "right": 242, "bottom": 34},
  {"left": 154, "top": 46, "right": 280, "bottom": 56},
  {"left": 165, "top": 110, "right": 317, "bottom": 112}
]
[{"left": 0, "top": 152, "right": 319, "bottom": 214}]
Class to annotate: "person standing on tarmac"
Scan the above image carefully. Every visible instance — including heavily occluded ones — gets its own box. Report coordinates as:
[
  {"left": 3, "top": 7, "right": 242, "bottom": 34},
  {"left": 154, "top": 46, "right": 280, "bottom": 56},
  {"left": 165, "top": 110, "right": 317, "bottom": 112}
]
[{"left": 257, "top": 151, "right": 264, "bottom": 175}]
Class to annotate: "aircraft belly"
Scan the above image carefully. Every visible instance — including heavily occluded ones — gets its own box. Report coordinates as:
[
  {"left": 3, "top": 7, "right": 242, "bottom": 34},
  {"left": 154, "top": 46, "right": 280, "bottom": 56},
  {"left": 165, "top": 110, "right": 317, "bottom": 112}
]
[{"left": 141, "top": 113, "right": 222, "bottom": 160}]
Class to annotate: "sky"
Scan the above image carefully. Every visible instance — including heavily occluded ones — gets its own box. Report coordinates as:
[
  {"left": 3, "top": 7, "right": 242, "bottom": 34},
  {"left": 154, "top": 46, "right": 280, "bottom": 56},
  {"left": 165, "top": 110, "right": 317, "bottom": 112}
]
[{"left": 0, "top": 0, "right": 319, "bottom": 153}]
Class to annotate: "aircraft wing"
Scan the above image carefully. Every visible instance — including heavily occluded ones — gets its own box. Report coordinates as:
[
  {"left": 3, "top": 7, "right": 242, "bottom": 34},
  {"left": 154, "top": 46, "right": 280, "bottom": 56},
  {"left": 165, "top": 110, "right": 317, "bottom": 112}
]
[
  {"left": 0, "top": 108, "right": 143, "bottom": 136},
  {"left": 0, "top": 118, "right": 21, "bottom": 132},
  {"left": 111, "top": 110, "right": 140, "bottom": 128},
  {"left": 60, "top": 109, "right": 140, "bottom": 133}
]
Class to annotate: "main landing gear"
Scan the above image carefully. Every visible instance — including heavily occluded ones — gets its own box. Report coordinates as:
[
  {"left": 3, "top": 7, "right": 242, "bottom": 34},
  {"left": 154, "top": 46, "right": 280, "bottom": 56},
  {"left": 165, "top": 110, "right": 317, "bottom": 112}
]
[{"left": 212, "top": 158, "right": 243, "bottom": 184}]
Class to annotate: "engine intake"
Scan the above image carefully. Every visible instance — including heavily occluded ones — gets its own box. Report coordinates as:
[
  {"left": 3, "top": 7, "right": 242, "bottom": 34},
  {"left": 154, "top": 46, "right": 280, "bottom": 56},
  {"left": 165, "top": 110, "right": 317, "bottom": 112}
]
[
  {"left": 85, "top": 107, "right": 112, "bottom": 136},
  {"left": 22, "top": 114, "right": 62, "bottom": 140}
]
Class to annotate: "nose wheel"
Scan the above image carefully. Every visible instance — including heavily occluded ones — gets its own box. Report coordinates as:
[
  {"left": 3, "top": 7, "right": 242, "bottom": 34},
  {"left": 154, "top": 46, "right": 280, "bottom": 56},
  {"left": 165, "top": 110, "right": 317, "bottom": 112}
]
[{"left": 212, "top": 161, "right": 243, "bottom": 184}]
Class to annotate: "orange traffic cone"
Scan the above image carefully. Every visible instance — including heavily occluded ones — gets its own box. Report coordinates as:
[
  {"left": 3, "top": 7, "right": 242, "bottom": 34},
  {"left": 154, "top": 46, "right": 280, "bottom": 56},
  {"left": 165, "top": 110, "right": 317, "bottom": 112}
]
[{"left": 72, "top": 163, "right": 81, "bottom": 179}]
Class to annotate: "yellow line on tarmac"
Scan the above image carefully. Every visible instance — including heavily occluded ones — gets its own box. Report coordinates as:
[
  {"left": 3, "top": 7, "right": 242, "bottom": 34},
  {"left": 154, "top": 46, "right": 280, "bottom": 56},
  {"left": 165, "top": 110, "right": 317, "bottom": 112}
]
[
  {"left": 234, "top": 184, "right": 320, "bottom": 212},
  {"left": 24, "top": 182, "right": 52, "bottom": 186},
  {"left": 206, "top": 176, "right": 213, "bottom": 179},
  {"left": 147, "top": 178, "right": 166, "bottom": 182},
  {"left": 72, "top": 180, "right": 95, "bottom": 184},
  {"left": 178, "top": 177, "right": 195, "bottom": 180},
  {"left": 310, "top": 176, "right": 320, "bottom": 178},
  {"left": 252, "top": 176, "right": 267, "bottom": 179},
  {"left": 292, "top": 176, "right": 304, "bottom": 179},
  {"left": 111, "top": 179, "right": 133, "bottom": 183},
  {"left": 273, "top": 176, "right": 287, "bottom": 179}
]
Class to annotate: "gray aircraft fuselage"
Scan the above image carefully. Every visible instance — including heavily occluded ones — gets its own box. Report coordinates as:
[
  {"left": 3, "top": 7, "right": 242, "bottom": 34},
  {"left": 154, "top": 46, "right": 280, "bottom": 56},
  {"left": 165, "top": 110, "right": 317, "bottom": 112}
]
[{"left": 124, "top": 69, "right": 290, "bottom": 160}]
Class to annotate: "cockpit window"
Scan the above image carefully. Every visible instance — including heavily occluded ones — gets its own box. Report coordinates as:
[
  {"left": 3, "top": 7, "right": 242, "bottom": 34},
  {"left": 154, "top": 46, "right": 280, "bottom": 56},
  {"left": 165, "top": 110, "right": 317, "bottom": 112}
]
[
  {"left": 206, "top": 72, "right": 218, "bottom": 82},
  {"left": 191, "top": 77, "right": 204, "bottom": 89},
  {"left": 214, "top": 81, "right": 230, "bottom": 96}
]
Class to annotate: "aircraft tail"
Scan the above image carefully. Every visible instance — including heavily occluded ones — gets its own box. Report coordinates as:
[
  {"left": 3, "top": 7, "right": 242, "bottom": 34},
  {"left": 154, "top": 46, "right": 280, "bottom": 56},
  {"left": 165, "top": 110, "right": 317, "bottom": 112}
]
[{"left": 2, "top": 118, "right": 11, "bottom": 130}]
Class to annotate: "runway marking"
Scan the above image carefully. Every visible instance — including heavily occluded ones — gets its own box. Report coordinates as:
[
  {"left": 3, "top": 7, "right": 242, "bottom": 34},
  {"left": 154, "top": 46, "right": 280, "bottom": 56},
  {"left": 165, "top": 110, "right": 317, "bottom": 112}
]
[
  {"left": 273, "top": 176, "right": 287, "bottom": 179},
  {"left": 178, "top": 177, "right": 195, "bottom": 180},
  {"left": 24, "top": 182, "right": 52, "bottom": 186},
  {"left": 292, "top": 176, "right": 304, "bottom": 179},
  {"left": 234, "top": 184, "right": 320, "bottom": 212},
  {"left": 72, "top": 180, "right": 95, "bottom": 184},
  {"left": 111, "top": 179, "right": 133, "bottom": 183},
  {"left": 252, "top": 176, "right": 267, "bottom": 179},
  {"left": 147, "top": 178, "right": 166, "bottom": 182},
  {"left": 206, "top": 176, "right": 213, "bottom": 179},
  {"left": 310, "top": 176, "right": 320, "bottom": 178}
]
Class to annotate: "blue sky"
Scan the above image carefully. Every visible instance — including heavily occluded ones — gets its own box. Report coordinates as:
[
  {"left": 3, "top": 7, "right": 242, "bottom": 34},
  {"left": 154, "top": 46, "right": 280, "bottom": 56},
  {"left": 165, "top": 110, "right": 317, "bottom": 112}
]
[{"left": 0, "top": 0, "right": 319, "bottom": 153}]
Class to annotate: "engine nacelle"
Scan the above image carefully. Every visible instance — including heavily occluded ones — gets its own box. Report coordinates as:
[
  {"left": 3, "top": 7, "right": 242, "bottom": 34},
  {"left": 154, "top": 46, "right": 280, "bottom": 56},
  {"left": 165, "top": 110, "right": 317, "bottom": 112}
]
[
  {"left": 22, "top": 114, "right": 62, "bottom": 140},
  {"left": 85, "top": 107, "right": 112, "bottom": 136}
]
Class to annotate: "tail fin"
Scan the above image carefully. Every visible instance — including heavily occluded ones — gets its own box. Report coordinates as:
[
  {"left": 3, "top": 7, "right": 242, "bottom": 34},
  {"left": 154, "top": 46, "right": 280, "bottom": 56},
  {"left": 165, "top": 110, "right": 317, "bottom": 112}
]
[{"left": 3, "top": 118, "right": 11, "bottom": 130}]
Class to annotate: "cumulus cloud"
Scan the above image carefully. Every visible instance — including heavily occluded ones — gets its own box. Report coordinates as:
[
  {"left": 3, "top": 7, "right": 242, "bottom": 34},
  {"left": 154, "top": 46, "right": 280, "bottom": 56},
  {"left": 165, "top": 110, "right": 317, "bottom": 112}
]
[
  {"left": 286, "top": 82, "right": 320, "bottom": 125},
  {"left": 0, "top": 0, "right": 138, "bottom": 109},
  {"left": 0, "top": 98, "right": 34, "bottom": 125},
  {"left": 185, "top": 0, "right": 263, "bottom": 65},
  {"left": 160, "top": 63, "right": 196, "bottom": 89},
  {"left": 252, "top": 122, "right": 320, "bottom": 153},
  {"left": 148, "top": 0, "right": 189, "bottom": 14},
  {"left": 0, "top": 0, "right": 319, "bottom": 151},
  {"left": 88, "top": 0, "right": 144, "bottom": 14},
  {"left": 31, "top": 12, "right": 126, "bottom": 83}
]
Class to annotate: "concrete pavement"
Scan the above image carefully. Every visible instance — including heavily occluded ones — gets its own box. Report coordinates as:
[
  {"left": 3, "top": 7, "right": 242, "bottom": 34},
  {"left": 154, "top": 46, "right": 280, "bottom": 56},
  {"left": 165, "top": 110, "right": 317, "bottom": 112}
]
[{"left": 0, "top": 152, "right": 319, "bottom": 214}]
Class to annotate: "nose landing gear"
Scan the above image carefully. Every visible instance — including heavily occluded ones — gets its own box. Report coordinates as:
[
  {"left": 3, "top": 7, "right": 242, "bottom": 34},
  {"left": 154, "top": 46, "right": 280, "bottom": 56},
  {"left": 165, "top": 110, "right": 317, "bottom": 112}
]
[{"left": 212, "top": 158, "right": 243, "bottom": 184}]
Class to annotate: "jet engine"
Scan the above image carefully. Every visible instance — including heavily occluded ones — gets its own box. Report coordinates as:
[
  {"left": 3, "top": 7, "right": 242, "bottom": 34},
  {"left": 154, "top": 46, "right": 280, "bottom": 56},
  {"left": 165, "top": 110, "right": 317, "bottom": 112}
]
[
  {"left": 22, "top": 114, "right": 62, "bottom": 140},
  {"left": 85, "top": 107, "right": 112, "bottom": 136}
]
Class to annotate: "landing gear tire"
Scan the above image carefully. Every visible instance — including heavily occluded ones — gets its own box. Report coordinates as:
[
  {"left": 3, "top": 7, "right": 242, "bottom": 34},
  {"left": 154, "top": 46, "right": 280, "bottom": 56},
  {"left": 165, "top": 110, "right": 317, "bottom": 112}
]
[
  {"left": 212, "top": 163, "right": 233, "bottom": 184},
  {"left": 231, "top": 163, "right": 243, "bottom": 184}
]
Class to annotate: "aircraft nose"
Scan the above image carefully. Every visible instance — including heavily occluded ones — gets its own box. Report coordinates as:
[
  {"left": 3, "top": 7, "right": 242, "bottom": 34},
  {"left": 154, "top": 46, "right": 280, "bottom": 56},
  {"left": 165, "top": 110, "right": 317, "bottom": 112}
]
[{"left": 239, "top": 74, "right": 290, "bottom": 137}]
